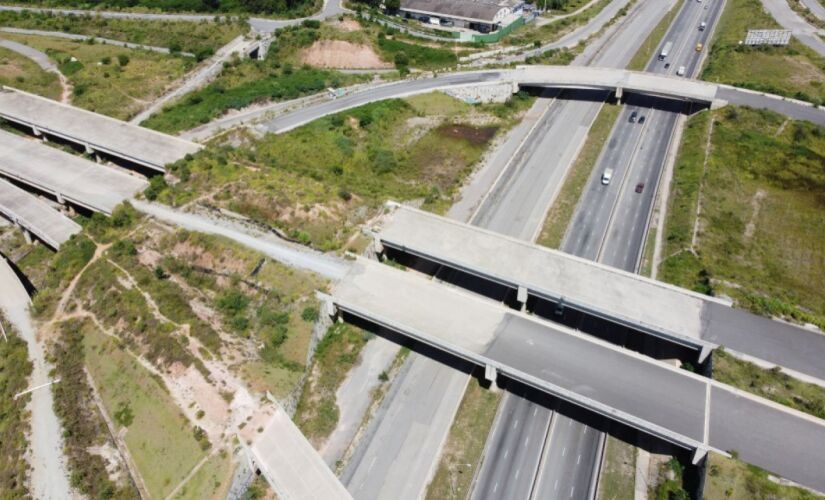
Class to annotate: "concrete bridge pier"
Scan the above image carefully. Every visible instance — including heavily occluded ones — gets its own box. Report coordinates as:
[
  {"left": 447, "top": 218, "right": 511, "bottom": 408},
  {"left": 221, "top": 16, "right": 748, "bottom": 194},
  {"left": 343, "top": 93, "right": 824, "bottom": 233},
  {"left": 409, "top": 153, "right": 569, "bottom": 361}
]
[
  {"left": 55, "top": 192, "right": 64, "bottom": 205},
  {"left": 32, "top": 126, "right": 47, "bottom": 142},
  {"left": 14, "top": 220, "right": 32, "bottom": 244},
  {"left": 517, "top": 286, "right": 528, "bottom": 312},
  {"left": 615, "top": 86, "right": 623, "bottom": 102},
  {"left": 484, "top": 363, "right": 500, "bottom": 391}
]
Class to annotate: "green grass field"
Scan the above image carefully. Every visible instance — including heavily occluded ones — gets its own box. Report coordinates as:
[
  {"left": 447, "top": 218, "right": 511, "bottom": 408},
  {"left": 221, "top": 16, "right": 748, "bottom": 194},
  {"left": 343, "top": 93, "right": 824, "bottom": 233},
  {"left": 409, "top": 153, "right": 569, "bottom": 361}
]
[
  {"left": 83, "top": 323, "right": 207, "bottom": 498},
  {"left": 660, "top": 106, "right": 825, "bottom": 328},
  {"left": 0, "top": 46, "right": 62, "bottom": 98},
  {"left": 702, "top": 0, "right": 825, "bottom": 104},
  {"left": 0, "top": 318, "right": 33, "bottom": 498},
  {"left": 597, "top": 437, "right": 636, "bottom": 500},
  {"left": 2, "top": 33, "right": 192, "bottom": 119},
  {"left": 172, "top": 447, "right": 236, "bottom": 500},
  {"left": 0, "top": 10, "right": 245, "bottom": 57}
]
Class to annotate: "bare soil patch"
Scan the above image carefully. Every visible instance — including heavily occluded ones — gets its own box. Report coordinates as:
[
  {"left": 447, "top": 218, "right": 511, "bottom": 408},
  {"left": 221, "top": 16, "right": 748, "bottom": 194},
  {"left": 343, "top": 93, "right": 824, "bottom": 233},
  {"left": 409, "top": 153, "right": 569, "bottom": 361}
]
[
  {"left": 438, "top": 124, "right": 498, "bottom": 145},
  {"left": 335, "top": 18, "right": 363, "bottom": 32},
  {"left": 300, "top": 40, "right": 392, "bottom": 69}
]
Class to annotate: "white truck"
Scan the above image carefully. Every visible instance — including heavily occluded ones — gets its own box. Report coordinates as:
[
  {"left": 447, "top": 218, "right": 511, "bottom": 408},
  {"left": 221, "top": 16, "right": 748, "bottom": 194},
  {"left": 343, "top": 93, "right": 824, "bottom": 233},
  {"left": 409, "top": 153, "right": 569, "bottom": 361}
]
[{"left": 659, "top": 41, "right": 673, "bottom": 61}]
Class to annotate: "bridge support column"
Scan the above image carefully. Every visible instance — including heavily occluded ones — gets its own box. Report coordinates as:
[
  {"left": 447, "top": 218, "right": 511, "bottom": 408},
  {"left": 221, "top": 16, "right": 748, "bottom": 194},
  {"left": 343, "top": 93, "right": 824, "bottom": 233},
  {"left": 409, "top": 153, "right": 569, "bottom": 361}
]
[
  {"left": 372, "top": 235, "right": 384, "bottom": 256},
  {"left": 84, "top": 143, "right": 95, "bottom": 156},
  {"left": 32, "top": 126, "right": 47, "bottom": 142},
  {"left": 56, "top": 192, "right": 64, "bottom": 205},
  {"left": 691, "top": 446, "right": 708, "bottom": 465},
  {"left": 516, "top": 286, "right": 528, "bottom": 312},
  {"left": 615, "top": 86, "right": 623, "bottom": 102},
  {"left": 17, "top": 224, "right": 32, "bottom": 244},
  {"left": 484, "top": 363, "right": 499, "bottom": 390},
  {"left": 698, "top": 344, "right": 713, "bottom": 364}
]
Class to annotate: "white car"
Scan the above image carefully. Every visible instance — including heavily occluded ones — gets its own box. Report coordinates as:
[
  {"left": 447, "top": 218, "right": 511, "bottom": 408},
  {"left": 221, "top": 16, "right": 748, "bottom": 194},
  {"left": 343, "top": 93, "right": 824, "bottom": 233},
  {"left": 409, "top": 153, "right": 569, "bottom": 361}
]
[{"left": 677, "top": 66, "right": 686, "bottom": 76}]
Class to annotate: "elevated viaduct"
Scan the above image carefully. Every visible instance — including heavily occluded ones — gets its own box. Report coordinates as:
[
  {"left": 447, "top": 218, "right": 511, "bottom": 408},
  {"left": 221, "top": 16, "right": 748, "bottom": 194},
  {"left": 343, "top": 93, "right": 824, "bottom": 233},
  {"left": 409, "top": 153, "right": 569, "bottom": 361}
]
[
  {"left": 373, "top": 205, "right": 825, "bottom": 380},
  {"left": 0, "top": 129, "right": 148, "bottom": 215},
  {"left": 0, "top": 87, "right": 201, "bottom": 171},
  {"left": 326, "top": 258, "right": 825, "bottom": 493},
  {"left": 0, "top": 178, "right": 80, "bottom": 249},
  {"left": 261, "top": 66, "right": 825, "bottom": 134}
]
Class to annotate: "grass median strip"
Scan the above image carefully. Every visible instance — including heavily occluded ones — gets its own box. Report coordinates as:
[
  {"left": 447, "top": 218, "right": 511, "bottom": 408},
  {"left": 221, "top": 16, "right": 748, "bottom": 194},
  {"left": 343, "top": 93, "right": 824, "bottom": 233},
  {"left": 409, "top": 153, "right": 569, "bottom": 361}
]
[
  {"left": 425, "top": 378, "right": 501, "bottom": 500},
  {"left": 705, "top": 452, "right": 822, "bottom": 499},
  {"left": 537, "top": 101, "right": 619, "bottom": 249},
  {"left": 0, "top": 46, "right": 62, "bottom": 99}
]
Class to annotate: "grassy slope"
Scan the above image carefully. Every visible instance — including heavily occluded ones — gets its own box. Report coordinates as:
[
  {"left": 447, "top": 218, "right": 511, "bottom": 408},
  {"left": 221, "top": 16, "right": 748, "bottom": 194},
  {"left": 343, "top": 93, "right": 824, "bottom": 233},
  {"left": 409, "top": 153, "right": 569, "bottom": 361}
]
[
  {"left": 293, "top": 323, "right": 368, "bottom": 445},
  {"left": 0, "top": 45, "right": 62, "bottom": 98},
  {"left": 705, "top": 452, "right": 823, "bottom": 499},
  {"left": 660, "top": 106, "right": 825, "bottom": 328},
  {"left": 425, "top": 378, "right": 501, "bottom": 500},
  {"left": 537, "top": 102, "right": 620, "bottom": 248},
  {"left": 702, "top": 0, "right": 825, "bottom": 104},
  {"left": 2, "top": 33, "right": 192, "bottom": 119},
  {"left": 156, "top": 91, "right": 533, "bottom": 250},
  {"left": 0, "top": 11, "right": 245, "bottom": 56},
  {"left": 83, "top": 323, "right": 206, "bottom": 498},
  {"left": 597, "top": 437, "right": 636, "bottom": 500},
  {"left": 0, "top": 317, "right": 33, "bottom": 498}
]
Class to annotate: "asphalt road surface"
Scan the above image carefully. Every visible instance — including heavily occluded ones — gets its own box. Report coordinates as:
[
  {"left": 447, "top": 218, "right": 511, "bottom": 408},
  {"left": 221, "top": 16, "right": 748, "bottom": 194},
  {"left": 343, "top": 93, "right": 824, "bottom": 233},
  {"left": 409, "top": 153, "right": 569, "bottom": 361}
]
[{"left": 760, "top": 0, "right": 825, "bottom": 57}]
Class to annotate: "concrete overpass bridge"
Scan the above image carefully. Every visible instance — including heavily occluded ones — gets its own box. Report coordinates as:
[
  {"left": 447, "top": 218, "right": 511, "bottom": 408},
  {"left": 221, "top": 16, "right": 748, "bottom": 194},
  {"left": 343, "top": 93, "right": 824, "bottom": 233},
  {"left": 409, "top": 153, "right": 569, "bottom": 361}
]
[
  {"left": 260, "top": 66, "right": 825, "bottom": 134},
  {"left": 326, "top": 257, "right": 825, "bottom": 493},
  {"left": 0, "top": 129, "right": 148, "bottom": 215},
  {"left": 0, "top": 178, "right": 80, "bottom": 249},
  {"left": 372, "top": 205, "right": 825, "bottom": 381},
  {"left": 0, "top": 87, "right": 201, "bottom": 172}
]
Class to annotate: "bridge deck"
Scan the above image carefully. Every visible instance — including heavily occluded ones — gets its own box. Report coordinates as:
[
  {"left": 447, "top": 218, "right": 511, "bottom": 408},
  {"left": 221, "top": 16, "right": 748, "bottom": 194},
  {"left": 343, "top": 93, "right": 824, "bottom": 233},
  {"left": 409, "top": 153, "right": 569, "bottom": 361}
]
[
  {"left": 331, "top": 258, "right": 825, "bottom": 493},
  {"left": 0, "top": 130, "right": 148, "bottom": 214},
  {"left": 0, "top": 178, "right": 80, "bottom": 249},
  {"left": 0, "top": 87, "right": 201, "bottom": 171},
  {"left": 377, "top": 205, "right": 825, "bottom": 380}
]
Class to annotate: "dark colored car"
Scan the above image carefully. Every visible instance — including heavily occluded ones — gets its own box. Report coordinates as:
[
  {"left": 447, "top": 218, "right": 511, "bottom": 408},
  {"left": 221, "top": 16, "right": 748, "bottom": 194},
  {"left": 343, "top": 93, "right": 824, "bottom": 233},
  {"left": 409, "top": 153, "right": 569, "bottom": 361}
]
[
  {"left": 638, "top": 115, "right": 646, "bottom": 124},
  {"left": 635, "top": 182, "right": 645, "bottom": 193},
  {"left": 629, "top": 111, "right": 638, "bottom": 123}
]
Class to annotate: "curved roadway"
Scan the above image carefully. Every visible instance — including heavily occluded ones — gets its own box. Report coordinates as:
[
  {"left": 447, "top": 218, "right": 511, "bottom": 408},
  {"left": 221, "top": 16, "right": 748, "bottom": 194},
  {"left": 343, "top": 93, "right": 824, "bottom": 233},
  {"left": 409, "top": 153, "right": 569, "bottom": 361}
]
[{"left": 760, "top": 0, "right": 825, "bottom": 56}]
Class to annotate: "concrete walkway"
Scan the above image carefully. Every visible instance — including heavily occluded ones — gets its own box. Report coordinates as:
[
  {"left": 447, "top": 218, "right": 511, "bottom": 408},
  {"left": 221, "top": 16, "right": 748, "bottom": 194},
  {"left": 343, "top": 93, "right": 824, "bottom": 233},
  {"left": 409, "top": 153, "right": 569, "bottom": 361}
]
[
  {"left": 0, "top": 38, "right": 56, "bottom": 71},
  {"left": 761, "top": 0, "right": 825, "bottom": 57},
  {"left": 0, "top": 257, "right": 73, "bottom": 499},
  {"left": 0, "top": 27, "right": 196, "bottom": 57}
]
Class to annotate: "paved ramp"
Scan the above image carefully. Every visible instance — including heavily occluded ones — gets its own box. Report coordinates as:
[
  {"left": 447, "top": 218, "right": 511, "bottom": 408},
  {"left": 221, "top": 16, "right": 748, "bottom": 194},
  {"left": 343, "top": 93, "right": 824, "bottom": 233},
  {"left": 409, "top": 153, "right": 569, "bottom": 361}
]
[
  {"left": 0, "top": 87, "right": 201, "bottom": 171},
  {"left": 0, "top": 178, "right": 80, "bottom": 249},
  {"left": 0, "top": 129, "right": 147, "bottom": 214}
]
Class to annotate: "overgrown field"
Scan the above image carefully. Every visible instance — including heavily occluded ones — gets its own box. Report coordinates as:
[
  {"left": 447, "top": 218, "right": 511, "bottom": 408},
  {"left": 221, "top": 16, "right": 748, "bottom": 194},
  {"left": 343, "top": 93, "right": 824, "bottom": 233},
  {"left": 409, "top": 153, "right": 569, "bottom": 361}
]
[
  {"left": 704, "top": 452, "right": 821, "bottom": 499},
  {"left": 1, "top": 32, "right": 192, "bottom": 119},
  {"left": 0, "top": 45, "right": 62, "bottom": 98},
  {"left": 6, "top": 0, "right": 320, "bottom": 17},
  {"left": 0, "top": 10, "right": 246, "bottom": 57},
  {"left": 702, "top": 0, "right": 825, "bottom": 104},
  {"left": 0, "top": 315, "right": 33, "bottom": 498},
  {"left": 143, "top": 19, "right": 463, "bottom": 133},
  {"left": 660, "top": 106, "right": 825, "bottom": 329},
  {"left": 153, "top": 91, "right": 533, "bottom": 250},
  {"left": 8, "top": 202, "right": 326, "bottom": 496},
  {"left": 293, "top": 322, "right": 369, "bottom": 445}
]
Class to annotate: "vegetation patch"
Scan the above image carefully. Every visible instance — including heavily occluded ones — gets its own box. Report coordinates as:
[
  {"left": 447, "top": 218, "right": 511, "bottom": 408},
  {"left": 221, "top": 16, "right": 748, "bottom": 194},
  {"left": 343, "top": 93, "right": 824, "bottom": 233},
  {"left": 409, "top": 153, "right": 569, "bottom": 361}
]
[
  {"left": 0, "top": 46, "right": 62, "bottom": 98},
  {"left": 538, "top": 101, "right": 621, "bottom": 248},
  {"left": 597, "top": 436, "right": 636, "bottom": 500},
  {"left": 154, "top": 91, "right": 533, "bottom": 250},
  {"left": 81, "top": 321, "right": 207, "bottom": 498},
  {"left": 505, "top": 0, "right": 614, "bottom": 47},
  {"left": 172, "top": 447, "right": 236, "bottom": 499},
  {"left": 0, "top": 316, "right": 33, "bottom": 498},
  {"left": 426, "top": 377, "right": 501, "bottom": 500},
  {"left": 705, "top": 452, "right": 822, "bottom": 499},
  {"left": 9, "top": 0, "right": 321, "bottom": 17},
  {"left": 0, "top": 10, "right": 245, "bottom": 58},
  {"left": 659, "top": 106, "right": 825, "bottom": 329},
  {"left": 293, "top": 323, "right": 369, "bottom": 446},
  {"left": 51, "top": 319, "right": 138, "bottom": 498},
  {"left": 1, "top": 32, "right": 192, "bottom": 119},
  {"left": 702, "top": 0, "right": 825, "bottom": 104}
]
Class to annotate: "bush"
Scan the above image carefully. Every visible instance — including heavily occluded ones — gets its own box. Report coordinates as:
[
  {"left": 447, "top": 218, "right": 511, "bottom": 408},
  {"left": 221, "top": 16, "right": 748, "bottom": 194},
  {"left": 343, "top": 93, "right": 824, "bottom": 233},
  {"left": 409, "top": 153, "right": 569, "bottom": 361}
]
[
  {"left": 116, "top": 54, "right": 129, "bottom": 67},
  {"left": 144, "top": 175, "right": 168, "bottom": 201},
  {"left": 301, "top": 306, "right": 319, "bottom": 322}
]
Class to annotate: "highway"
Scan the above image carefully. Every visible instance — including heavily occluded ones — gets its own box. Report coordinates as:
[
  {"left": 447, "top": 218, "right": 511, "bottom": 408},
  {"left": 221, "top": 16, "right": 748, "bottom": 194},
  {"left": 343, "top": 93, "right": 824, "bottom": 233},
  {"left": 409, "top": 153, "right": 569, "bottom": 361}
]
[{"left": 472, "top": 1, "right": 727, "bottom": 498}]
